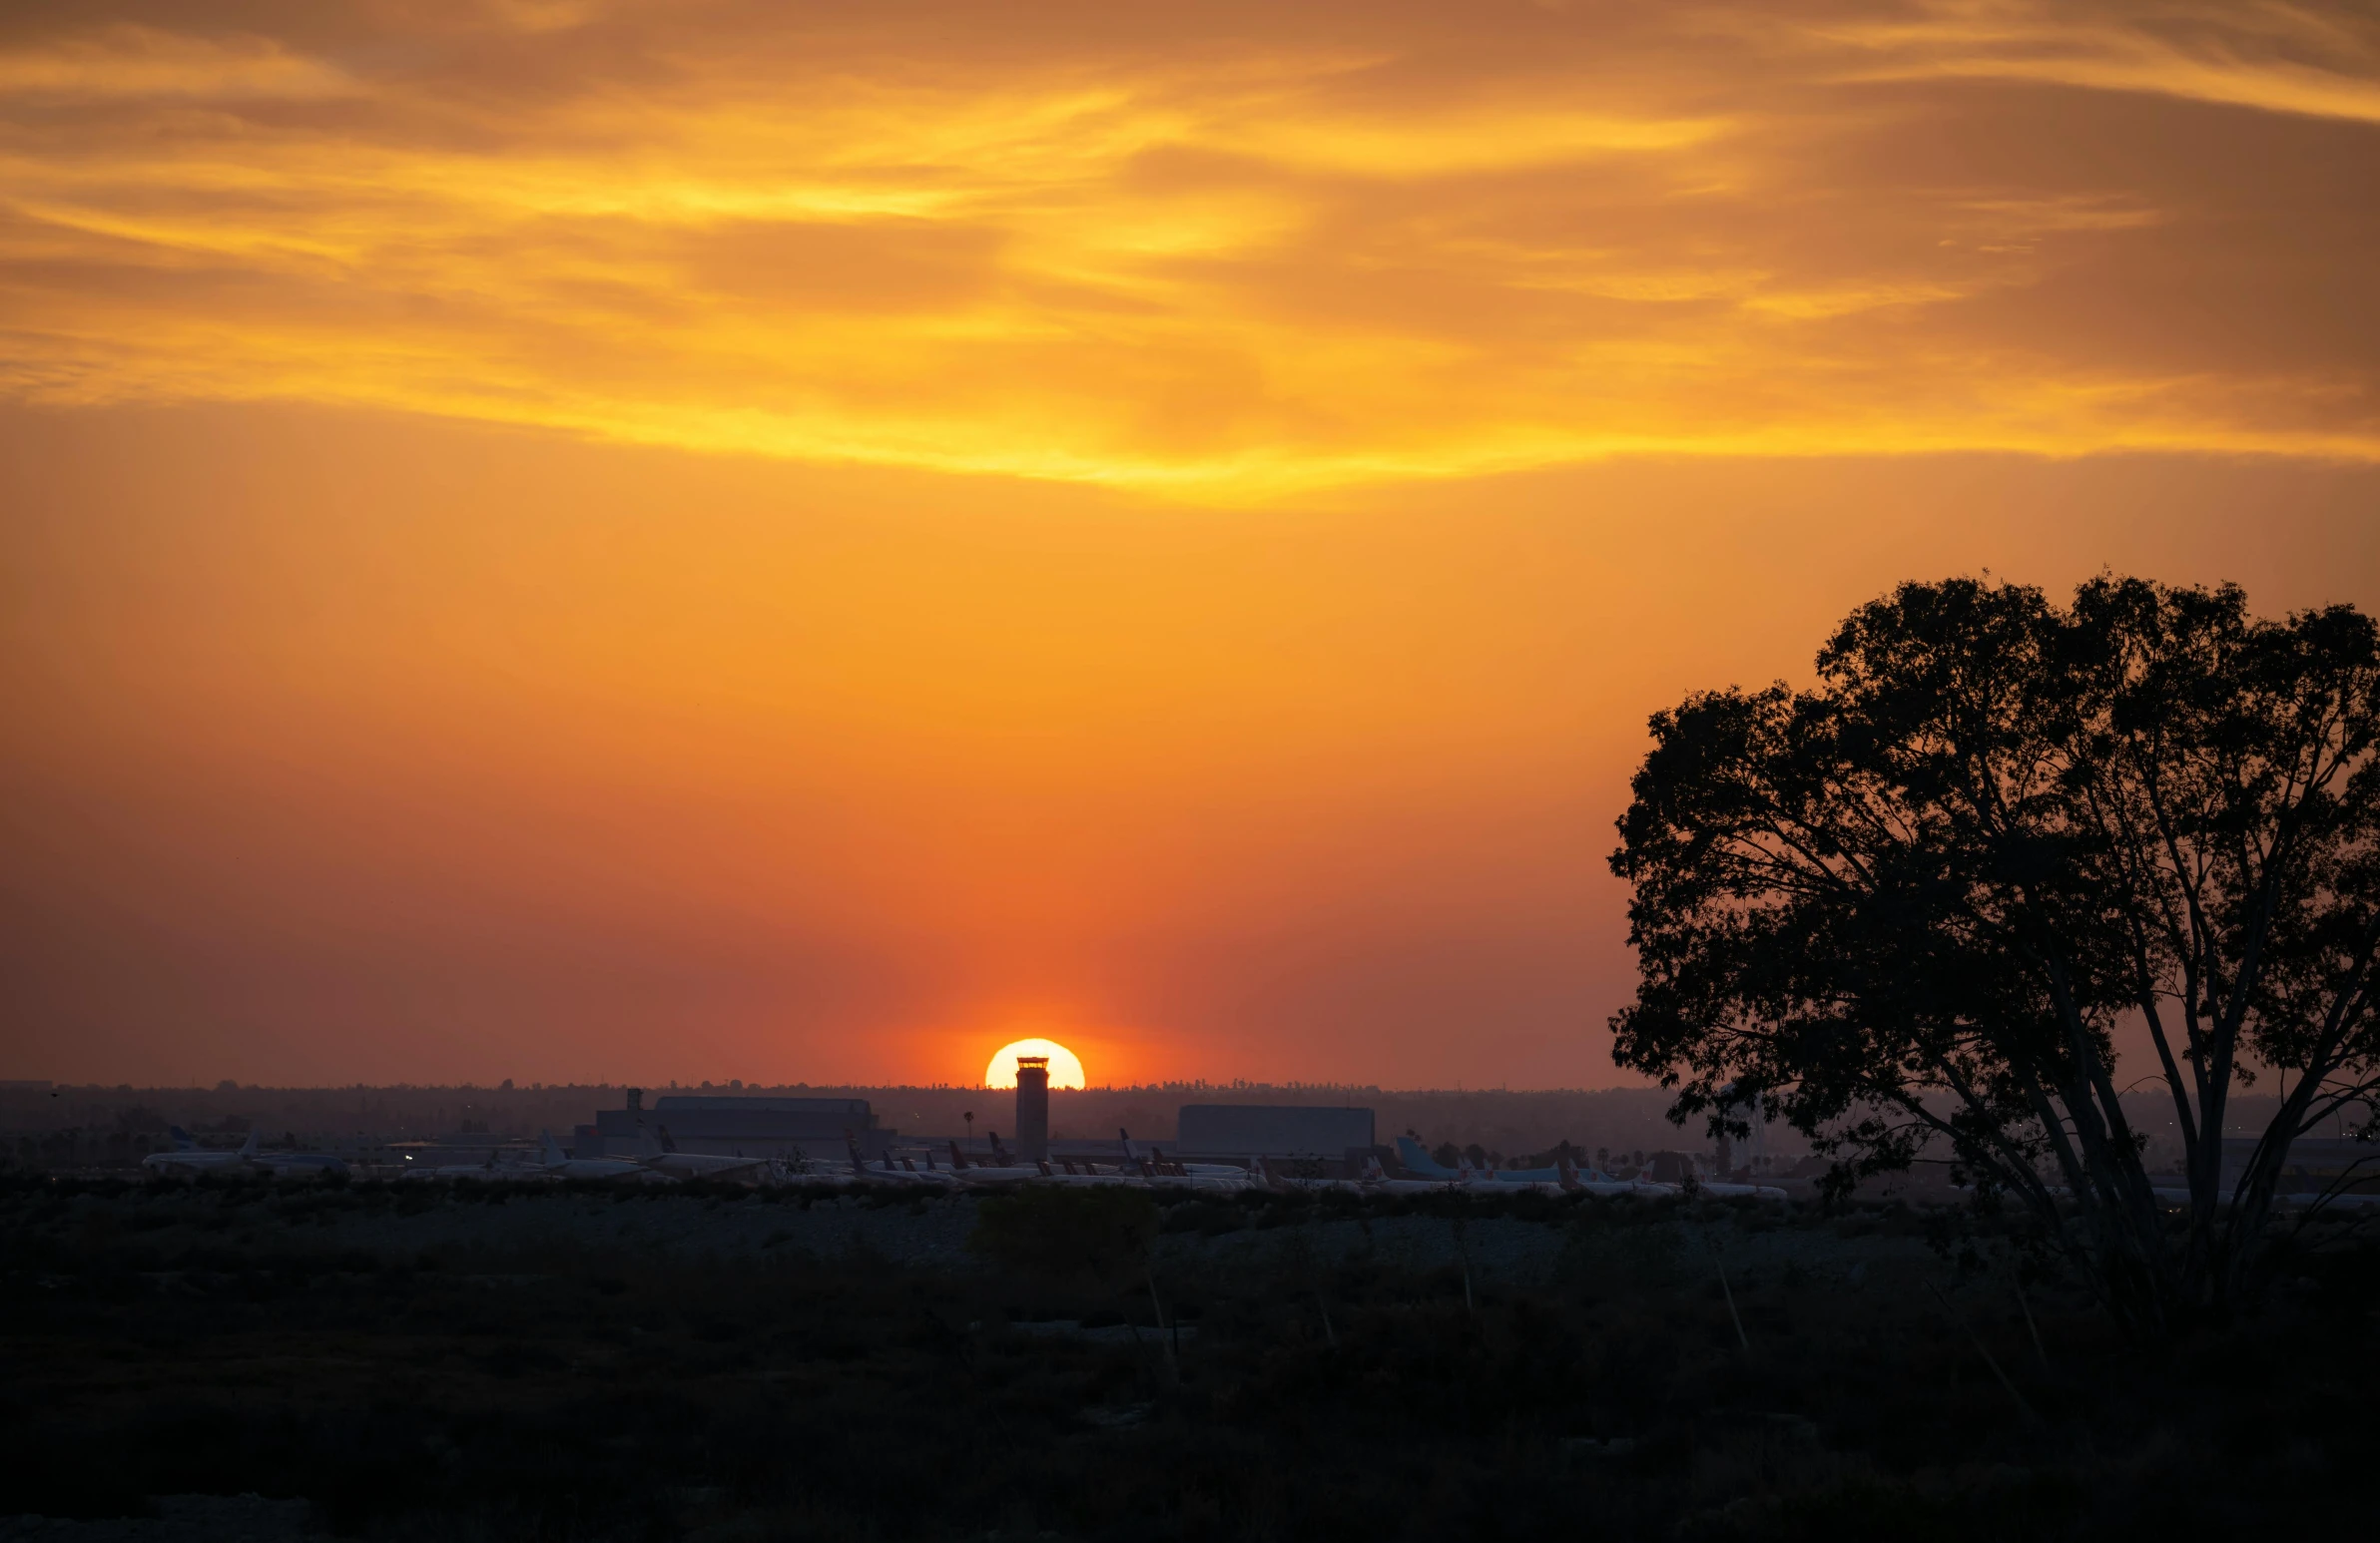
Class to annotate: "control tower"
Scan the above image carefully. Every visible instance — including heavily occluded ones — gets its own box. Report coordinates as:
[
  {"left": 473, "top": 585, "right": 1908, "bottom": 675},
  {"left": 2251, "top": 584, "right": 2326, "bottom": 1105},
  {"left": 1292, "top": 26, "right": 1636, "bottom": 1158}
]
[{"left": 1013, "top": 1056, "right": 1050, "bottom": 1163}]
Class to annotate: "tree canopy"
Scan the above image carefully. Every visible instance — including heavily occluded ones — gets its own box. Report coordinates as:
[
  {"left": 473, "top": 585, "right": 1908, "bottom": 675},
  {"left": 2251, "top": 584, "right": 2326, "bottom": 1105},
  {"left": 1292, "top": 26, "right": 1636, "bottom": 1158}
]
[{"left": 1610, "top": 576, "right": 2380, "bottom": 1329}]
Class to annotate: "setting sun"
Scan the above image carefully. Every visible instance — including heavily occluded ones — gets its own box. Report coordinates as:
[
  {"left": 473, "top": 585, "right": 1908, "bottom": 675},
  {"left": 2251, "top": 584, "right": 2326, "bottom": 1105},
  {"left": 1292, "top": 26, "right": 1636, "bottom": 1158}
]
[{"left": 983, "top": 1039, "right": 1086, "bottom": 1090}]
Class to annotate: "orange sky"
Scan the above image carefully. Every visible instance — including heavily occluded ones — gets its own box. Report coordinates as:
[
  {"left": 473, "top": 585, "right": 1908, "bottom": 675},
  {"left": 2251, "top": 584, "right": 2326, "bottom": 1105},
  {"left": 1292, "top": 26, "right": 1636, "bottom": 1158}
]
[{"left": 2, "top": 2, "right": 2376, "bottom": 1087}]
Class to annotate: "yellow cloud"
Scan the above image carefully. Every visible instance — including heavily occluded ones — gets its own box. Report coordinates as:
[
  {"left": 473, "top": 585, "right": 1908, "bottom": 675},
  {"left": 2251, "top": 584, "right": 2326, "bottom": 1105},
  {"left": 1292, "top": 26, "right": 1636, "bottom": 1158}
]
[
  {"left": 0, "top": 26, "right": 355, "bottom": 101},
  {"left": 1818, "top": 0, "right": 2380, "bottom": 124},
  {"left": 0, "top": 3, "right": 2375, "bottom": 499}
]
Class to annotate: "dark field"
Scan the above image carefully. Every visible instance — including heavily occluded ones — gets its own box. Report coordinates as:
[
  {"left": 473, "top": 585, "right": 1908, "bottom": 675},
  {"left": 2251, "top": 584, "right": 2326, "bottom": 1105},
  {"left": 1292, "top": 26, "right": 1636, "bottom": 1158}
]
[{"left": 2, "top": 1177, "right": 2373, "bottom": 1542}]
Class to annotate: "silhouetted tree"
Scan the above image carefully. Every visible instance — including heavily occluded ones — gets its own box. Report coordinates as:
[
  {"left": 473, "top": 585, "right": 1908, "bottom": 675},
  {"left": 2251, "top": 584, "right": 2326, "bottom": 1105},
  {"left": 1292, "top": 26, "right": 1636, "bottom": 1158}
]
[{"left": 1611, "top": 576, "right": 2379, "bottom": 1331}]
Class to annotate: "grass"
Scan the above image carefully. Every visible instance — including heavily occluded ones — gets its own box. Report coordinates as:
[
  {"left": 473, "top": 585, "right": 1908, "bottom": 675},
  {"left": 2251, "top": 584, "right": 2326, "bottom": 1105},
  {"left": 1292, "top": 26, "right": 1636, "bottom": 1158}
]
[{"left": 0, "top": 1174, "right": 2372, "bottom": 1540}]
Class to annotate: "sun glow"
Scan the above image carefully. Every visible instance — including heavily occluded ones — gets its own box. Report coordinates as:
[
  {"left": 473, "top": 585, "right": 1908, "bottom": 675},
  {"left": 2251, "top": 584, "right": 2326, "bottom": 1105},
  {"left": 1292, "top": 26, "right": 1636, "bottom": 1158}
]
[{"left": 984, "top": 1038, "right": 1086, "bottom": 1090}]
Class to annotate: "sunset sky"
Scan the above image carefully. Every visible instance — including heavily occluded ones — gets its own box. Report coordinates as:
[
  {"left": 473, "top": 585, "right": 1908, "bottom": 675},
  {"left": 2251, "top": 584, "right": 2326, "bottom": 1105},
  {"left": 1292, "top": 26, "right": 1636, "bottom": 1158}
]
[{"left": 3, "top": 1, "right": 2376, "bottom": 1088}]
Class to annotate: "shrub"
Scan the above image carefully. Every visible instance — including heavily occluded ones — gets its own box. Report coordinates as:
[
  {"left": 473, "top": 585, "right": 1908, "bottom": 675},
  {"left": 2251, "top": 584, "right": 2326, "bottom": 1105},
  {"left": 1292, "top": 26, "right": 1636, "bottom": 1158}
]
[{"left": 968, "top": 1185, "right": 1157, "bottom": 1288}]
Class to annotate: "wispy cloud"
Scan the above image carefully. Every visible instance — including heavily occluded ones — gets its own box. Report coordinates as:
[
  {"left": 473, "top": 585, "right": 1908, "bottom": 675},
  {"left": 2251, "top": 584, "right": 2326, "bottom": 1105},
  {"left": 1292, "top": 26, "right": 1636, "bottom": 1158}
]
[
  {"left": 1816, "top": 0, "right": 2380, "bottom": 123},
  {"left": 0, "top": 1, "right": 2373, "bottom": 496},
  {"left": 0, "top": 25, "right": 355, "bottom": 101}
]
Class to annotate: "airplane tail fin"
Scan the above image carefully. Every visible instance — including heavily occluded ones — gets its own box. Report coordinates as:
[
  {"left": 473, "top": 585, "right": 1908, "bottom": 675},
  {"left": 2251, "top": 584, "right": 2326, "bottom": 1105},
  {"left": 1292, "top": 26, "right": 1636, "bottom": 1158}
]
[
  {"left": 845, "top": 1128, "right": 868, "bottom": 1175},
  {"left": 657, "top": 1123, "right": 680, "bottom": 1154},
  {"left": 539, "top": 1129, "right": 566, "bottom": 1167},
  {"left": 947, "top": 1139, "right": 970, "bottom": 1171},
  {"left": 1118, "top": 1127, "right": 1134, "bottom": 1161},
  {"left": 238, "top": 1126, "right": 261, "bottom": 1158},
  {"left": 1557, "top": 1154, "right": 1580, "bottom": 1192},
  {"left": 168, "top": 1126, "right": 196, "bottom": 1151},
  {"left": 631, "top": 1118, "right": 662, "bottom": 1161},
  {"left": 1394, "top": 1135, "right": 1454, "bottom": 1180}
]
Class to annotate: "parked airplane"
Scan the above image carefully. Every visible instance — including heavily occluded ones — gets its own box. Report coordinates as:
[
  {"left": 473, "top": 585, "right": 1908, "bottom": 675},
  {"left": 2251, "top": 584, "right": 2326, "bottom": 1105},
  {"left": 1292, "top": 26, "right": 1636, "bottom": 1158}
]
[
  {"left": 1142, "top": 1160, "right": 1257, "bottom": 1191},
  {"left": 539, "top": 1130, "right": 669, "bottom": 1182},
  {"left": 942, "top": 1131, "right": 1044, "bottom": 1184},
  {"left": 1695, "top": 1178, "right": 1790, "bottom": 1200},
  {"left": 1393, "top": 1137, "right": 1471, "bottom": 1182},
  {"left": 1349, "top": 1154, "right": 1459, "bottom": 1195},
  {"left": 1466, "top": 1148, "right": 1570, "bottom": 1184},
  {"left": 885, "top": 1152, "right": 959, "bottom": 1186},
  {"left": 1042, "top": 1163, "right": 1138, "bottom": 1186},
  {"left": 1456, "top": 1149, "right": 1572, "bottom": 1188},
  {"left": 1392, "top": 1137, "right": 1679, "bottom": 1196},
  {"left": 143, "top": 1126, "right": 261, "bottom": 1175},
  {"left": 839, "top": 1134, "right": 952, "bottom": 1186},
  {"left": 1556, "top": 1155, "right": 1673, "bottom": 1197},
  {"left": 951, "top": 1165, "right": 1046, "bottom": 1185},
  {"left": 632, "top": 1120, "right": 774, "bottom": 1181},
  {"left": 939, "top": 1139, "right": 1003, "bottom": 1180},
  {"left": 251, "top": 1146, "right": 350, "bottom": 1179},
  {"left": 1260, "top": 1156, "right": 1386, "bottom": 1194},
  {"left": 1118, "top": 1129, "right": 1252, "bottom": 1189},
  {"left": 153, "top": 1125, "right": 346, "bottom": 1179},
  {"left": 1463, "top": 1171, "right": 1564, "bottom": 1193}
]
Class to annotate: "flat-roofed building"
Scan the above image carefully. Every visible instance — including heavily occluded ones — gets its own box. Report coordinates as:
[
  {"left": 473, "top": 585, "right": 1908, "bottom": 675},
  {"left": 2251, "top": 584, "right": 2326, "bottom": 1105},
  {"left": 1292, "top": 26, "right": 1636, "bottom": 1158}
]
[
  {"left": 1176, "top": 1104, "right": 1377, "bottom": 1168},
  {"left": 585, "top": 1089, "right": 892, "bottom": 1159}
]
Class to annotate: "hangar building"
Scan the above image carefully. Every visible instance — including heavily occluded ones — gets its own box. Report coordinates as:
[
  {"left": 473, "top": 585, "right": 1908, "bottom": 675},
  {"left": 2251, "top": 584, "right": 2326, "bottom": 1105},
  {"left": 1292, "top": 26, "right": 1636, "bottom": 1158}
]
[
  {"left": 1176, "top": 1104, "right": 1378, "bottom": 1168},
  {"left": 578, "top": 1089, "right": 892, "bottom": 1160}
]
